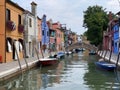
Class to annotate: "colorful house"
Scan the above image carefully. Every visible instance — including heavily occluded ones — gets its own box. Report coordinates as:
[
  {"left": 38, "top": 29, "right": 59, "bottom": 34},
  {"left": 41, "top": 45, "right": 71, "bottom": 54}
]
[
  {"left": 41, "top": 15, "right": 49, "bottom": 51},
  {"left": 113, "top": 19, "right": 119, "bottom": 54},
  {"left": 103, "top": 12, "right": 114, "bottom": 51},
  {"left": 47, "top": 19, "right": 56, "bottom": 51},
  {"left": 0, "top": 0, "right": 6, "bottom": 62},
  {"left": 0, "top": 0, "right": 25, "bottom": 63},
  {"left": 37, "top": 17, "right": 42, "bottom": 53},
  {"left": 53, "top": 22, "right": 62, "bottom": 51},
  {"left": 23, "top": 2, "right": 38, "bottom": 58}
]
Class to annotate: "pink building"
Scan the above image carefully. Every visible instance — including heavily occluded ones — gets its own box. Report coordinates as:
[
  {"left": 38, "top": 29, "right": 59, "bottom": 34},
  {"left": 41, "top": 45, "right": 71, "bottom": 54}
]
[{"left": 53, "top": 22, "right": 62, "bottom": 51}]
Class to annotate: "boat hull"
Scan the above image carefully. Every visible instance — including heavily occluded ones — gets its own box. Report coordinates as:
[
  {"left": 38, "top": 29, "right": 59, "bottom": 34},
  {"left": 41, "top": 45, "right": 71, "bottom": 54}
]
[
  {"left": 39, "top": 58, "right": 58, "bottom": 66},
  {"left": 95, "top": 61, "right": 116, "bottom": 71}
]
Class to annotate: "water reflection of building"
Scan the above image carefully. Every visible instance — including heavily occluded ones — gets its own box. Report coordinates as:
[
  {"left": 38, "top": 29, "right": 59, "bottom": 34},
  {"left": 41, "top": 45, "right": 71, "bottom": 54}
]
[
  {"left": 40, "top": 61, "right": 65, "bottom": 88},
  {"left": 0, "top": 70, "right": 42, "bottom": 90}
]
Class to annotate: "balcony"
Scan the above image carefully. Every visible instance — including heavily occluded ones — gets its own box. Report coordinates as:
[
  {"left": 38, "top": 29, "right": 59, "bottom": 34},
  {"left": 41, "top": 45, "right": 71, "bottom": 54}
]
[{"left": 7, "top": 20, "right": 16, "bottom": 31}]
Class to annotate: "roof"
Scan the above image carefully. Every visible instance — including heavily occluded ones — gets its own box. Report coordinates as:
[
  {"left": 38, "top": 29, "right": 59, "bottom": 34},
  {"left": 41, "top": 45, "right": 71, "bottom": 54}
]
[{"left": 7, "top": 0, "right": 25, "bottom": 11}]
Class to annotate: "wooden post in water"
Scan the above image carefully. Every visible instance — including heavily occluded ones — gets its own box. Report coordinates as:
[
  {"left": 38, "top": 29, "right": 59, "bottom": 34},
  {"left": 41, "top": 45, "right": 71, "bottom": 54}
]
[
  {"left": 40, "top": 46, "right": 44, "bottom": 58},
  {"left": 35, "top": 46, "right": 40, "bottom": 60},
  {"left": 103, "top": 50, "right": 107, "bottom": 60},
  {"left": 101, "top": 50, "right": 104, "bottom": 57},
  {"left": 23, "top": 40, "right": 28, "bottom": 68},
  {"left": 100, "top": 51, "right": 102, "bottom": 55},
  {"left": 116, "top": 39, "right": 120, "bottom": 68},
  {"left": 116, "top": 52, "right": 120, "bottom": 68},
  {"left": 108, "top": 50, "right": 112, "bottom": 62},
  {"left": 13, "top": 41, "right": 22, "bottom": 72}
]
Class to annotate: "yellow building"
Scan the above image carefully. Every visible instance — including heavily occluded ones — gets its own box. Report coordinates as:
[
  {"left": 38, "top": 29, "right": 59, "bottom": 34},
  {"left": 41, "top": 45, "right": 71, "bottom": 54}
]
[{"left": 0, "top": 0, "right": 24, "bottom": 63}]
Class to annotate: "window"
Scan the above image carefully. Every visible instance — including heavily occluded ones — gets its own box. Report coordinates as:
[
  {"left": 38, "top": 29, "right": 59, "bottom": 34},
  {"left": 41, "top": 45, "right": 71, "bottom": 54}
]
[
  {"left": 6, "top": 9, "right": 10, "bottom": 21},
  {"left": 47, "top": 31, "right": 49, "bottom": 36},
  {"left": 18, "top": 15, "right": 21, "bottom": 25},
  {"left": 42, "top": 30, "right": 44, "bottom": 35},
  {"left": 29, "top": 18, "right": 32, "bottom": 27}
]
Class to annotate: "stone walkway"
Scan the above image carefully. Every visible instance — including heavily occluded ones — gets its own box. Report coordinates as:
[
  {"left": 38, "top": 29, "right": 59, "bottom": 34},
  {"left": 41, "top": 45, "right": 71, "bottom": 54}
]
[
  {"left": 98, "top": 50, "right": 120, "bottom": 66},
  {"left": 0, "top": 52, "right": 56, "bottom": 80}
]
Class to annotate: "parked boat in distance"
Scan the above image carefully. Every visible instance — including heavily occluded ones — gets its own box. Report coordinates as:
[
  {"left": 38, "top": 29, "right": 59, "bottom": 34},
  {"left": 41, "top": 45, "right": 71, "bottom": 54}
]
[
  {"left": 57, "top": 51, "right": 65, "bottom": 59},
  {"left": 89, "top": 50, "right": 96, "bottom": 55}
]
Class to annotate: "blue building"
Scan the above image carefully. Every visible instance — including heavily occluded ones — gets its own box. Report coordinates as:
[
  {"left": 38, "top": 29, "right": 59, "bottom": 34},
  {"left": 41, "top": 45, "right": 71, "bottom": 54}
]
[
  {"left": 41, "top": 15, "right": 49, "bottom": 50},
  {"left": 113, "top": 20, "right": 119, "bottom": 54}
]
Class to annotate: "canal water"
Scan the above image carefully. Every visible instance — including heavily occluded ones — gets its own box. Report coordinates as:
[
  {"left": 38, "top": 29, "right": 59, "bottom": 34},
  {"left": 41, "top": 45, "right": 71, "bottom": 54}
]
[{"left": 0, "top": 51, "right": 120, "bottom": 90}]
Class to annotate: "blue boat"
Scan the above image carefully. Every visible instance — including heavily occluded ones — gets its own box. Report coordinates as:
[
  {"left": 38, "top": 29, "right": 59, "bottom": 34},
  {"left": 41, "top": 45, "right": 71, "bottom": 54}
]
[
  {"left": 57, "top": 51, "right": 65, "bottom": 59},
  {"left": 95, "top": 61, "right": 116, "bottom": 71}
]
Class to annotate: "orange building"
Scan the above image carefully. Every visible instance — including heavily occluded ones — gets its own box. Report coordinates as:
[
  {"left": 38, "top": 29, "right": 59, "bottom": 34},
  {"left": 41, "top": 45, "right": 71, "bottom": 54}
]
[{"left": 0, "top": 0, "right": 24, "bottom": 63}]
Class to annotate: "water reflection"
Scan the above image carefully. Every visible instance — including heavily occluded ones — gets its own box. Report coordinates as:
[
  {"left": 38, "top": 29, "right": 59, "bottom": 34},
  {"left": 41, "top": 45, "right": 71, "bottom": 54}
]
[{"left": 0, "top": 52, "right": 120, "bottom": 90}]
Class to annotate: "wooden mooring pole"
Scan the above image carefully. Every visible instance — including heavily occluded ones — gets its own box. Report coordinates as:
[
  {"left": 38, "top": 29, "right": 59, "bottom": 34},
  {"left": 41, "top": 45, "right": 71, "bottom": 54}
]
[
  {"left": 13, "top": 42, "right": 22, "bottom": 73},
  {"left": 103, "top": 50, "right": 107, "bottom": 60},
  {"left": 35, "top": 46, "right": 40, "bottom": 60},
  {"left": 116, "top": 52, "right": 120, "bottom": 68},
  {"left": 23, "top": 40, "right": 28, "bottom": 68},
  {"left": 108, "top": 50, "right": 112, "bottom": 62}
]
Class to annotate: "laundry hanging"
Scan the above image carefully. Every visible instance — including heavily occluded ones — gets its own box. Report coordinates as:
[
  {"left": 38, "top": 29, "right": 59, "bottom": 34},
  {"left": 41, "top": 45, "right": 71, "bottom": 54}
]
[{"left": 7, "top": 40, "right": 12, "bottom": 52}]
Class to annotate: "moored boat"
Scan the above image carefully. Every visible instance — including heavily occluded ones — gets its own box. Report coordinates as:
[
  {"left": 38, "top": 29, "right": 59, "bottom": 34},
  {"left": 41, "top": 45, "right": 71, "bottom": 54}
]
[
  {"left": 39, "top": 58, "right": 58, "bottom": 66},
  {"left": 95, "top": 61, "right": 116, "bottom": 71}
]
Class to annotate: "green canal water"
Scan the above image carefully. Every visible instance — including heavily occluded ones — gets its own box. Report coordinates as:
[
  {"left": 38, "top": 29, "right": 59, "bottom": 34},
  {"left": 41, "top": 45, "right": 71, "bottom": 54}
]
[{"left": 0, "top": 52, "right": 120, "bottom": 90}]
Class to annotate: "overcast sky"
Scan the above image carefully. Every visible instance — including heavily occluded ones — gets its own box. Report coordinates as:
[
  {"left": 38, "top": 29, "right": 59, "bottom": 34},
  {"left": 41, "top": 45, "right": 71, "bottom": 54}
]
[{"left": 12, "top": 0, "right": 120, "bottom": 35}]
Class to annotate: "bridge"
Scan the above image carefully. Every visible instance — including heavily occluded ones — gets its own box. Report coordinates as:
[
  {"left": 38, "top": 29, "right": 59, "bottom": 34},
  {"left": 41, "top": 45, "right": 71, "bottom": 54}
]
[{"left": 65, "top": 42, "right": 98, "bottom": 51}]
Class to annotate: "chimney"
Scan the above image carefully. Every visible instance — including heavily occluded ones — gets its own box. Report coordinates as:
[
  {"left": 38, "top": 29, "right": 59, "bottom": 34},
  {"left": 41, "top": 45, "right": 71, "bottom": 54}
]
[
  {"left": 31, "top": 2, "right": 37, "bottom": 16},
  {"left": 108, "top": 11, "right": 113, "bottom": 21}
]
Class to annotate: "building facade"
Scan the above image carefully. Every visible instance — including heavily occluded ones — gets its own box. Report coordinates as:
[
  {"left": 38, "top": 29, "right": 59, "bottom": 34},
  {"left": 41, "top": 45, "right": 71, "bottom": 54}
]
[
  {"left": 0, "top": 0, "right": 25, "bottom": 62},
  {"left": 41, "top": 15, "right": 49, "bottom": 52},
  {"left": 23, "top": 2, "right": 38, "bottom": 58}
]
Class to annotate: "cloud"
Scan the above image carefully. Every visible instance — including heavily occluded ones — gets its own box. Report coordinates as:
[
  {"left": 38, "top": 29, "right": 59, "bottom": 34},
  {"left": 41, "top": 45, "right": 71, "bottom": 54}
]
[{"left": 106, "top": 0, "right": 120, "bottom": 13}]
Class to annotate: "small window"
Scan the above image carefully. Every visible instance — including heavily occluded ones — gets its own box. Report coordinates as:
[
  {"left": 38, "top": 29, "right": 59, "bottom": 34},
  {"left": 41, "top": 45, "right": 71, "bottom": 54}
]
[
  {"left": 6, "top": 9, "right": 10, "bottom": 21},
  {"left": 42, "top": 30, "right": 44, "bottom": 35},
  {"left": 29, "top": 18, "right": 32, "bottom": 27},
  {"left": 18, "top": 15, "right": 21, "bottom": 25},
  {"left": 47, "top": 31, "right": 49, "bottom": 36}
]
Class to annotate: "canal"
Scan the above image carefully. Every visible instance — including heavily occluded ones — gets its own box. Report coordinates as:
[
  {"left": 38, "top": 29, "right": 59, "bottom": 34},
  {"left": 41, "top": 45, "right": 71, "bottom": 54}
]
[{"left": 0, "top": 51, "right": 120, "bottom": 90}]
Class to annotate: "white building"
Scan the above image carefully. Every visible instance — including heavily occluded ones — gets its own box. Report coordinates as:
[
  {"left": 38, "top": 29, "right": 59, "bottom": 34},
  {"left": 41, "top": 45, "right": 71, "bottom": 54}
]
[{"left": 23, "top": 2, "right": 38, "bottom": 57}]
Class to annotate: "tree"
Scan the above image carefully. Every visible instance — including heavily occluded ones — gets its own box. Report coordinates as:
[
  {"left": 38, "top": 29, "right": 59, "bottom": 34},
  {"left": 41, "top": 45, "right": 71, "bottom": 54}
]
[{"left": 83, "top": 5, "right": 109, "bottom": 46}]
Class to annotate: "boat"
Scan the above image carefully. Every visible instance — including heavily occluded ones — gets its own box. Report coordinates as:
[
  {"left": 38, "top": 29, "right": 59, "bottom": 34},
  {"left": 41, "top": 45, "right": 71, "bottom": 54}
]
[
  {"left": 95, "top": 61, "right": 116, "bottom": 71},
  {"left": 89, "top": 50, "right": 96, "bottom": 55},
  {"left": 39, "top": 57, "right": 58, "bottom": 66},
  {"left": 57, "top": 51, "right": 65, "bottom": 59}
]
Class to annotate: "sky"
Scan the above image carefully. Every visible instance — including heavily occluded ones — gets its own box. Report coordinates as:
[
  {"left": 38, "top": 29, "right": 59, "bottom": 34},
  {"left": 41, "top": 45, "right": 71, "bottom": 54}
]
[{"left": 12, "top": 0, "right": 120, "bottom": 35}]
